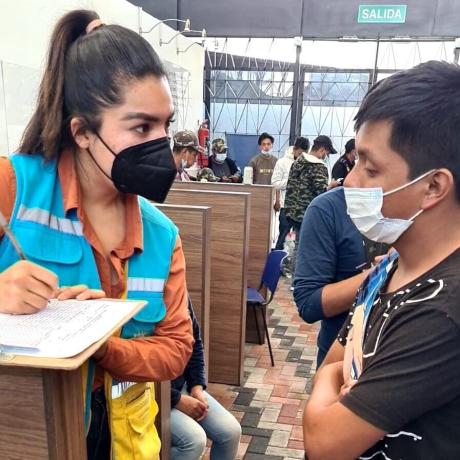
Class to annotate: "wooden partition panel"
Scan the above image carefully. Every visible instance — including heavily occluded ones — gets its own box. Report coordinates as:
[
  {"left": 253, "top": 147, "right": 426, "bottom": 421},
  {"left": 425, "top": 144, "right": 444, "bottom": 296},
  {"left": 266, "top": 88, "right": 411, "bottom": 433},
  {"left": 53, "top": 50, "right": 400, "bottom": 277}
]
[
  {"left": 173, "top": 182, "right": 273, "bottom": 288},
  {"left": 154, "top": 206, "right": 212, "bottom": 458},
  {"left": 0, "top": 366, "right": 86, "bottom": 460},
  {"left": 157, "top": 204, "right": 211, "bottom": 363},
  {"left": 173, "top": 182, "right": 274, "bottom": 343},
  {"left": 166, "top": 189, "right": 251, "bottom": 385}
]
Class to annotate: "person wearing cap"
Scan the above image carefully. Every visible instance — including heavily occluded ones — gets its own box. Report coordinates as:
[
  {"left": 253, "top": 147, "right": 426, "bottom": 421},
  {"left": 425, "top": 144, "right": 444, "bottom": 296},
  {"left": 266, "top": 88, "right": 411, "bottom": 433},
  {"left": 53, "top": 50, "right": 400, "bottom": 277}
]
[
  {"left": 248, "top": 132, "right": 278, "bottom": 185},
  {"left": 284, "top": 135, "right": 335, "bottom": 278},
  {"left": 330, "top": 138, "right": 356, "bottom": 185},
  {"left": 173, "top": 130, "right": 203, "bottom": 181},
  {"left": 209, "top": 138, "right": 242, "bottom": 183}
]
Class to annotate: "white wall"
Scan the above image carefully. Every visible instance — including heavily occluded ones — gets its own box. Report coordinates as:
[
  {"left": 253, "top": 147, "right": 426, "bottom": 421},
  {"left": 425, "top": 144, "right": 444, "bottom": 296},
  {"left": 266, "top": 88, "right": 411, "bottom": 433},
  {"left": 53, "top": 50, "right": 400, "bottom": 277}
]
[
  {"left": 138, "top": 10, "right": 205, "bottom": 133},
  {"left": 0, "top": 0, "right": 204, "bottom": 153}
]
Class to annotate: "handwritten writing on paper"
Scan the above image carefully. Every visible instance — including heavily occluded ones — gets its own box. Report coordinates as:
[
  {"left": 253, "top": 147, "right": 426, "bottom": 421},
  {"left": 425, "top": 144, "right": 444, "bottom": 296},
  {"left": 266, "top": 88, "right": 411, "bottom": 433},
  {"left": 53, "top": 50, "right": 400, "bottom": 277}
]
[{"left": 0, "top": 299, "right": 143, "bottom": 358}]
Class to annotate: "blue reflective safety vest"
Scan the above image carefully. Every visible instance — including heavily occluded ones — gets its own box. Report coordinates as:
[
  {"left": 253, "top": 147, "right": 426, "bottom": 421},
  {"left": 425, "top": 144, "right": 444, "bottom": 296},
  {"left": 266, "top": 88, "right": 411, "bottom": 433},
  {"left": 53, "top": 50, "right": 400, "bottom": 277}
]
[{"left": 0, "top": 154, "right": 179, "bottom": 428}]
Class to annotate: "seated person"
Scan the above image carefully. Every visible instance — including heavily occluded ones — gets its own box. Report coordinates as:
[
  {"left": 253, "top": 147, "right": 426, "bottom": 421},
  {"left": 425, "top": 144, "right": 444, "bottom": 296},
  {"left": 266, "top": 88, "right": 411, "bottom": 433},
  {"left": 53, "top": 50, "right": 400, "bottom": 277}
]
[
  {"left": 208, "top": 138, "right": 242, "bottom": 182},
  {"left": 171, "top": 300, "right": 241, "bottom": 460},
  {"left": 173, "top": 130, "right": 203, "bottom": 181}
]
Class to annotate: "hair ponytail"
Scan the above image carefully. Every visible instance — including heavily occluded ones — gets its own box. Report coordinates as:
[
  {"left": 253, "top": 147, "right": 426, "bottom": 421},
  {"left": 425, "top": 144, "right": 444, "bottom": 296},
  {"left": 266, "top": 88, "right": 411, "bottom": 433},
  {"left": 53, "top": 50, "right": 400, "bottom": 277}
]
[{"left": 20, "top": 10, "right": 99, "bottom": 158}]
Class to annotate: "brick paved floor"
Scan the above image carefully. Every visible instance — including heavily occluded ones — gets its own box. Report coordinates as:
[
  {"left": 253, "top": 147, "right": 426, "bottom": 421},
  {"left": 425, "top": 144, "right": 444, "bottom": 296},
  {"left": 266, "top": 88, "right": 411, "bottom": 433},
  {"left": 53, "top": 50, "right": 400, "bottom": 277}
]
[{"left": 204, "top": 278, "right": 319, "bottom": 460}]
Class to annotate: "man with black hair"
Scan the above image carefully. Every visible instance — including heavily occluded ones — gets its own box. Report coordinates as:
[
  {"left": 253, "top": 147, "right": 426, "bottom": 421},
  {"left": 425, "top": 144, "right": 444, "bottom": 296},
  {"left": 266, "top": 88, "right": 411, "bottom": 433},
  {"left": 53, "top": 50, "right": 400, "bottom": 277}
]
[
  {"left": 248, "top": 132, "right": 278, "bottom": 184},
  {"left": 331, "top": 138, "right": 356, "bottom": 183},
  {"left": 303, "top": 61, "right": 460, "bottom": 460},
  {"left": 284, "top": 135, "right": 334, "bottom": 233},
  {"left": 272, "top": 136, "right": 309, "bottom": 250}
]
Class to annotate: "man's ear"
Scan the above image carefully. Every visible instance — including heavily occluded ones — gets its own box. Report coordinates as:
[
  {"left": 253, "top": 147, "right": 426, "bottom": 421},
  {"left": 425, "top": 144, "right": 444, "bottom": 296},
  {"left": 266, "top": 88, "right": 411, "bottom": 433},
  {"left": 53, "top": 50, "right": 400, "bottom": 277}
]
[
  {"left": 70, "top": 117, "right": 92, "bottom": 150},
  {"left": 422, "top": 168, "right": 455, "bottom": 211}
]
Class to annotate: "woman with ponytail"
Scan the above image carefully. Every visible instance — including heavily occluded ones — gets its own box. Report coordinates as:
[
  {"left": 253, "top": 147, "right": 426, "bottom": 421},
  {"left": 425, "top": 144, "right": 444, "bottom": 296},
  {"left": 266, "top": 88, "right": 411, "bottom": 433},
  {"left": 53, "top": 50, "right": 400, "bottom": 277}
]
[{"left": 0, "top": 10, "right": 193, "bottom": 460}]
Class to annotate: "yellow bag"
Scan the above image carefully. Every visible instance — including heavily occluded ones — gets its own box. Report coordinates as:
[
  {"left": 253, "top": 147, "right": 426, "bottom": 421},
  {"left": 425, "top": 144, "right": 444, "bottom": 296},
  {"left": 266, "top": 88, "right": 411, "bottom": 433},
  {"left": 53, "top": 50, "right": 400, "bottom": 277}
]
[
  {"left": 105, "top": 376, "right": 161, "bottom": 460},
  {"left": 94, "top": 268, "right": 161, "bottom": 459}
]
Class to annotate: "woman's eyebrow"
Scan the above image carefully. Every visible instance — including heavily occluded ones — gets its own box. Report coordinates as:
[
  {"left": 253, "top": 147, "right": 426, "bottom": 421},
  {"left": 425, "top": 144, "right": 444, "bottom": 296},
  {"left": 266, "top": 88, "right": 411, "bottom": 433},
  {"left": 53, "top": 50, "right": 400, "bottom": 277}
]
[
  {"left": 121, "top": 112, "right": 160, "bottom": 122},
  {"left": 121, "top": 111, "right": 176, "bottom": 123}
]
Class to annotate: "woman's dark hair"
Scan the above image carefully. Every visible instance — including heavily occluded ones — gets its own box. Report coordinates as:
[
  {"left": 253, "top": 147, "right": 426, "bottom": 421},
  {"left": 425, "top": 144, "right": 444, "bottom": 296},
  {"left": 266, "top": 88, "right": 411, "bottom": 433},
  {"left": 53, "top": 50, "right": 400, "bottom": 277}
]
[
  {"left": 354, "top": 60, "right": 460, "bottom": 200},
  {"left": 19, "top": 10, "right": 167, "bottom": 159}
]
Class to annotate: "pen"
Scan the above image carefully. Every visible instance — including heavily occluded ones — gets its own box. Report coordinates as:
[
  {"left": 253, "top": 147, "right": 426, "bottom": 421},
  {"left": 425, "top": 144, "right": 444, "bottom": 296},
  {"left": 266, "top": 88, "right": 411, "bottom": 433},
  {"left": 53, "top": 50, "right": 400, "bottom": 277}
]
[{"left": 0, "top": 210, "right": 27, "bottom": 260}]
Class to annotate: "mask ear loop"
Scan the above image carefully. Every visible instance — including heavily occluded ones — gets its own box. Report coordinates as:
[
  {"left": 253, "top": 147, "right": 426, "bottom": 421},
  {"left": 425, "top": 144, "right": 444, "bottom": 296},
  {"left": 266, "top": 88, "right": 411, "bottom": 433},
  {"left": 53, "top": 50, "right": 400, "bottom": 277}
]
[
  {"left": 87, "top": 146, "right": 113, "bottom": 182},
  {"left": 409, "top": 208, "right": 424, "bottom": 221},
  {"left": 83, "top": 120, "right": 117, "bottom": 182},
  {"left": 384, "top": 171, "right": 434, "bottom": 222},
  {"left": 383, "top": 169, "right": 437, "bottom": 197}
]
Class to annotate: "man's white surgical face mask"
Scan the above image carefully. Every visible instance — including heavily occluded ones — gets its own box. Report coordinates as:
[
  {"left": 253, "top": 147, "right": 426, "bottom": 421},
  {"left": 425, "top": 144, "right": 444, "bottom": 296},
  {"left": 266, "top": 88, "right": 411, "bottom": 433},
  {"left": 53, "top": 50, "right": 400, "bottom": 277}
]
[
  {"left": 260, "top": 140, "right": 273, "bottom": 154},
  {"left": 215, "top": 153, "right": 227, "bottom": 163},
  {"left": 344, "top": 169, "right": 435, "bottom": 244}
]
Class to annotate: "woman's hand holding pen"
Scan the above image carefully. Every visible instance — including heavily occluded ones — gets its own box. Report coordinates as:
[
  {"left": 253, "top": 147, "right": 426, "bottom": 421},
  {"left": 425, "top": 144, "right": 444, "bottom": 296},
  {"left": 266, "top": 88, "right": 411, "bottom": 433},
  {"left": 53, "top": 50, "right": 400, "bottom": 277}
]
[
  {"left": 0, "top": 260, "right": 58, "bottom": 314},
  {"left": 0, "top": 263, "right": 107, "bottom": 315}
]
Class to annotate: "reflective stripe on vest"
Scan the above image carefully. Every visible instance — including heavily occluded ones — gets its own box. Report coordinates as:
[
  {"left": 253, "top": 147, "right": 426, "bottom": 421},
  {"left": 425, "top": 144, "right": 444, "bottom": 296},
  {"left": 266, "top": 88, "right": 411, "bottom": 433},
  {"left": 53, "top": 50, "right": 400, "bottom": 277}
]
[
  {"left": 127, "top": 277, "right": 165, "bottom": 293},
  {"left": 17, "top": 204, "right": 83, "bottom": 236}
]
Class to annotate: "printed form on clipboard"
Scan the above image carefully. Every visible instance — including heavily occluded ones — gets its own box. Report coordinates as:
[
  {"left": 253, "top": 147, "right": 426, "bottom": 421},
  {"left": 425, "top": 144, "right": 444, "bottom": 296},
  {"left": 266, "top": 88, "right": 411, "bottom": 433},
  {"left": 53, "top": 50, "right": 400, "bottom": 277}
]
[{"left": 0, "top": 299, "right": 145, "bottom": 358}]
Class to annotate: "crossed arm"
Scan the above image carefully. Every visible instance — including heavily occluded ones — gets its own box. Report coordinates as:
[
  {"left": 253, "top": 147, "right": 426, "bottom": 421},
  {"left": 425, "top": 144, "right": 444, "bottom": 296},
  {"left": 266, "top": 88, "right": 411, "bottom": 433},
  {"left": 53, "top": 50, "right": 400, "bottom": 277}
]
[
  {"left": 305, "top": 306, "right": 460, "bottom": 459},
  {"left": 303, "top": 358, "right": 385, "bottom": 460}
]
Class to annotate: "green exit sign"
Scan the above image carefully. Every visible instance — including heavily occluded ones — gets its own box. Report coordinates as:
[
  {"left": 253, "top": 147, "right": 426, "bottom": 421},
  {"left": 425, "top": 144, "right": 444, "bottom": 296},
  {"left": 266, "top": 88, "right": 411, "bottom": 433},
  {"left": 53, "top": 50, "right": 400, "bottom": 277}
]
[{"left": 358, "top": 5, "right": 407, "bottom": 23}]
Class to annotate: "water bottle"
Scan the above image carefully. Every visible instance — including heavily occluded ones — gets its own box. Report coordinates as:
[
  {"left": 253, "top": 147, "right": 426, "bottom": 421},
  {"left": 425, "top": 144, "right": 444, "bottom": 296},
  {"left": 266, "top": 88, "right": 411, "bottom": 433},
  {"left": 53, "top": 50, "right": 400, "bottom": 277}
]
[{"left": 243, "top": 166, "right": 253, "bottom": 184}]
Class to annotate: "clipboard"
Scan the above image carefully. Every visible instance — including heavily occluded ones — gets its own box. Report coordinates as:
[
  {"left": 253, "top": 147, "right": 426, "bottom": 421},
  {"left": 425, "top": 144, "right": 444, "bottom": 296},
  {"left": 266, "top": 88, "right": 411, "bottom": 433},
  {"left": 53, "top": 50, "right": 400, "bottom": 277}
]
[{"left": 0, "top": 299, "right": 146, "bottom": 371}]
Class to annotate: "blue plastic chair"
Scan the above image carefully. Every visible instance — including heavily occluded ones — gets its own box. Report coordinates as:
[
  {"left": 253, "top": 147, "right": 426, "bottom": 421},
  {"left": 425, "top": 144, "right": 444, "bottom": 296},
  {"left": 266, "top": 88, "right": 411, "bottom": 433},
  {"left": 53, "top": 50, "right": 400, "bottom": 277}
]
[{"left": 247, "top": 250, "right": 288, "bottom": 366}]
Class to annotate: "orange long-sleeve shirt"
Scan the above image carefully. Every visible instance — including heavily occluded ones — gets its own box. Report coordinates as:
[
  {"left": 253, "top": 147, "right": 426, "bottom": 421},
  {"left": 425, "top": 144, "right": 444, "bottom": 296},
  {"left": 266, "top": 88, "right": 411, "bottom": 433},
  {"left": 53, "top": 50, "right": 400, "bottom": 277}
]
[{"left": 0, "top": 155, "right": 193, "bottom": 386}]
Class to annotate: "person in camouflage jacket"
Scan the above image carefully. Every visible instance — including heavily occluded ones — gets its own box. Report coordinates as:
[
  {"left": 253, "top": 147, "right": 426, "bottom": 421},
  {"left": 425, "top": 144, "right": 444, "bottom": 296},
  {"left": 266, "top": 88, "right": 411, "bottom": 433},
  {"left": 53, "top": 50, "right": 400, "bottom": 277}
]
[
  {"left": 284, "top": 155, "right": 328, "bottom": 224},
  {"left": 284, "top": 135, "right": 335, "bottom": 227},
  {"left": 283, "top": 135, "right": 336, "bottom": 280}
]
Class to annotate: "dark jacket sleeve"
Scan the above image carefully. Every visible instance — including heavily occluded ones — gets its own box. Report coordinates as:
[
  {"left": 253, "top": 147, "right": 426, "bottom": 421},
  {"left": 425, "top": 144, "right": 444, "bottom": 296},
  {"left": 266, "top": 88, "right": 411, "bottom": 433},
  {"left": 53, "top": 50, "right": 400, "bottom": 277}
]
[
  {"left": 171, "top": 387, "right": 182, "bottom": 408},
  {"left": 170, "top": 299, "right": 206, "bottom": 407},
  {"left": 184, "top": 301, "right": 207, "bottom": 392},
  {"left": 331, "top": 160, "right": 347, "bottom": 181},
  {"left": 294, "top": 203, "right": 337, "bottom": 323},
  {"left": 226, "top": 158, "right": 242, "bottom": 181}
]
